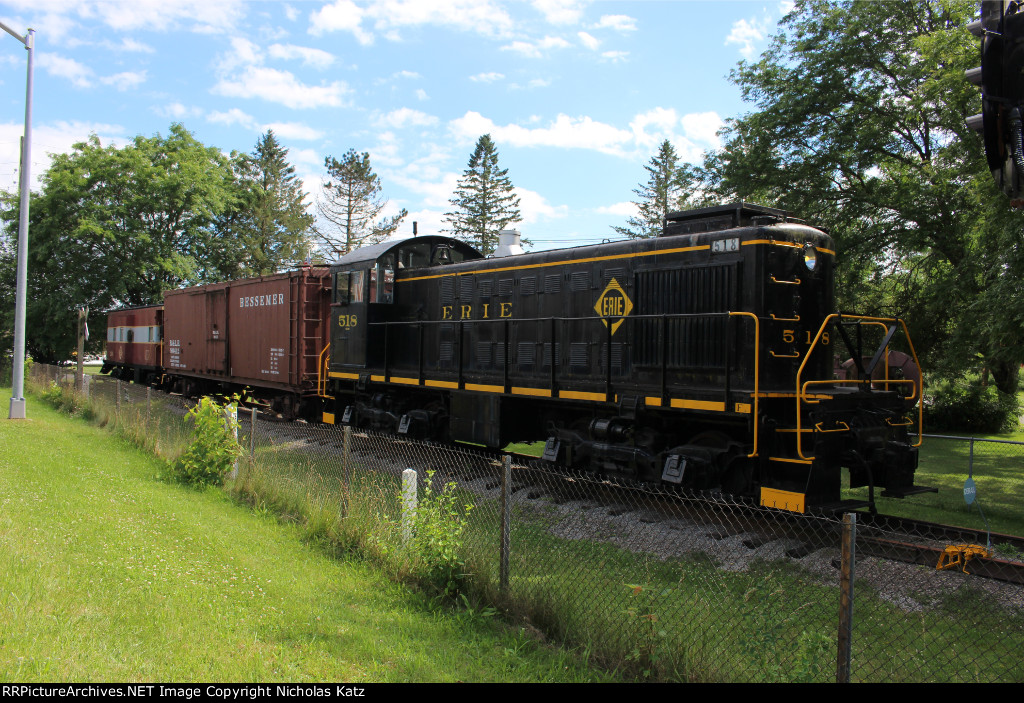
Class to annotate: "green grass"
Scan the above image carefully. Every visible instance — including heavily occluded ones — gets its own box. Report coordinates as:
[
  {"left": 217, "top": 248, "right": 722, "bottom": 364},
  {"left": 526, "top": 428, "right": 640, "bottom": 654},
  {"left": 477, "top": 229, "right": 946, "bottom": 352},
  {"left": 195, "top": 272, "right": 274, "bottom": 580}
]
[
  {"left": 20, "top": 377, "right": 1024, "bottom": 682},
  {"left": 0, "top": 390, "right": 616, "bottom": 682},
  {"left": 242, "top": 438, "right": 1024, "bottom": 683}
]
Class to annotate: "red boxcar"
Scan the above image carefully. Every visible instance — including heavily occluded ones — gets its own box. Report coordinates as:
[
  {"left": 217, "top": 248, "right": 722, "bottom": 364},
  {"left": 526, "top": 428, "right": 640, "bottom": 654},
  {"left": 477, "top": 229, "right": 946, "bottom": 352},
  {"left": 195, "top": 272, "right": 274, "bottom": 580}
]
[
  {"left": 161, "top": 266, "right": 332, "bottom": 416},
  {"left": 103, "top": 305, "right": 164, "bottom": 382}
]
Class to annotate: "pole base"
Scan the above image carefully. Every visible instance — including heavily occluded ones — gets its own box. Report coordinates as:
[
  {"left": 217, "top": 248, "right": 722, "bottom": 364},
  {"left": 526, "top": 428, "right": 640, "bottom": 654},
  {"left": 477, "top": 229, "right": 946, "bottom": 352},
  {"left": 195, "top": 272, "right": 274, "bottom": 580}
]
[{"left": 8, "top": 396, "right": 26, "bottom": 419}]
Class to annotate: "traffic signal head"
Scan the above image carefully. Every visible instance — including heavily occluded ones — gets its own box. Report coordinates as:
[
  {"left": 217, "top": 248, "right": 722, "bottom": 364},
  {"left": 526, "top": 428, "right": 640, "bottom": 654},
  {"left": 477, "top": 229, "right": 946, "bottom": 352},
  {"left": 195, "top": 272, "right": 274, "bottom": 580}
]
[{"left": 967, "top": 1, "right": 1024, "bottom": 205}]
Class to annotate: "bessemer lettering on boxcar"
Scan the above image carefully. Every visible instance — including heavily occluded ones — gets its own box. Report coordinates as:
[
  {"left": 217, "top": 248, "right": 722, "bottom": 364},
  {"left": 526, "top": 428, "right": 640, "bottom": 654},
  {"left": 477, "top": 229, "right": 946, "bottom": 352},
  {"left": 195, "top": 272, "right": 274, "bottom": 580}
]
[{"left": 240, "top": 294, "right": 285, "bottom": 308}]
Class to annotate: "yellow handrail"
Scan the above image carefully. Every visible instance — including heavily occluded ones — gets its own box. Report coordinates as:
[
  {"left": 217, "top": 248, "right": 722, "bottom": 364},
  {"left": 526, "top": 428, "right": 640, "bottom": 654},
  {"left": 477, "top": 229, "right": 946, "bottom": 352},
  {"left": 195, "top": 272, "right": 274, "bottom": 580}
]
[
  {"left": 795, "top": 314, "right": 924, "bottom": 460},
  {"left": 317, "top": 343, "right": 331, "bottom": 398},
  {"left": 729, "top": 312, "right": 760, "bottom": 458}
]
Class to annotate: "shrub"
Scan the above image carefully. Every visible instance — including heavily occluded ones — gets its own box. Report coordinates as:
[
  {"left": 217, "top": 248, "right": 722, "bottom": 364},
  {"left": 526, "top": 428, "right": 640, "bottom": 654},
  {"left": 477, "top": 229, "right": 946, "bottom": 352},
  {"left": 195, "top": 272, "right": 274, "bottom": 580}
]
[
  {"left": 922, "top": 376, "right": 1020, "bottom": 434},
  {"left": 411, "top": 471, "right": 475, "bottom": 596},
  {"left": 171, "top": 396, "right": 243, "bottom": 487}
]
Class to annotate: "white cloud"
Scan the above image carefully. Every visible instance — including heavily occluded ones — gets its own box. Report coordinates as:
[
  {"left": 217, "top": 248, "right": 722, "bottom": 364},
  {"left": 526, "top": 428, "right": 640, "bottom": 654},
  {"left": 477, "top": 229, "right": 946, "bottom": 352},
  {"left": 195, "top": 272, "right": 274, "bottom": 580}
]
[
  {"left": 592, "top": 14, "right": 637, "bottom": 32},
  {"left": 629, "top": 107, "right": 681, "bottom": 151},
  {"left": 284, "top": 4, "right": 300, "bottom": 22},
  {"left": 680, "top": 112, "right": 724, "bottom": 147},
  {"left": 601, "top": 50, "right": 629, "bottom": 62},
  {"left": 470, "top": 72, "right": 505, "bottom": 83},
  {"left": 577, "top": 31, "right": 600, "bottom": 51},
  {"left": 376, "top": 108, "right": 439, "bottom": 129},
  {"left": 100, "top": 71, "right": 147, "bottom": 91},
  {"left": 448, "top": 107, "right": 722, "bottom": 161},
  {"left": 510, "top": 78, "right": 552, "bottom": 90},
  {"left": 214, "top": 66, "right": 350, "bottom": 108},
  {"left": 207, "top": 108, "right": 259, "bottom": 130},
  {"left": 38, "top": 53, "right": 93, "bottom": 88},
  {"left": 501, "top": 36, "right": 572, "bottom": 58},
  {"left": 596, "top": 201, "right": 638, "bottom": 217},
  {"left": 153, "top": 102, "right": 204, "bottom": 120},
  {"left": 103, "top": 37, "right": 156, "bottom": 53},
  {"left": 263, "top": 122, "right": 325, "bottom": 141},
  {"left": 516, "top": 186, "right": 568, "bottom": 224},
  {"left": 532, "top": 0, "right": 586, "bottom": 25},
  {"left": 450, "top": 111, "right": 632, "bottom": 156},
  {"left": 394, "top": 70, "right": 421, "bottom": 79},
  {"left": 206, "top": 110, "right": 324, "bottom": 141},
  {"left": 0, "top": 120, "right": 126, "bottom": 191},
  {"left": 415, "top": 88, "right": 429, "bottom": 101},
  {"left": 309, "top": 0, "right": 515, "bottom": 43},
  {"left": 268, "top": 43, "right": 336, "bottom": 69},
  {"left": 87, "top": 0, "right": 248, "bottom": 34},
  {"left": 725, "top": 15, "right": 770, "bottom": 59},
  {"left": 213, "top": 39, "right": 351, "bottom": 109}
]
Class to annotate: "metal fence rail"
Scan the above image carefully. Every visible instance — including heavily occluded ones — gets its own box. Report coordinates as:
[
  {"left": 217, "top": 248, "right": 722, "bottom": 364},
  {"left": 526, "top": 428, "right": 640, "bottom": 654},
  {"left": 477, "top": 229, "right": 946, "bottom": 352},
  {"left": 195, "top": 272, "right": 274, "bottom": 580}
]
[{"left": 27, "top": 365, "right": 1024, "bottom": 683}]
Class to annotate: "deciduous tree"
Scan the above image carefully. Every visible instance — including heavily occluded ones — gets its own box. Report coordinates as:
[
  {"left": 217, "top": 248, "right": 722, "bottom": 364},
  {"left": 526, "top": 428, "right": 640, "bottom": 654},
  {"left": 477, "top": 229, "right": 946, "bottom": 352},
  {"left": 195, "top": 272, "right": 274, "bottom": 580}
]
[
  {"left": 700, "top": 0, "right": 1024, "bottom": 394},
  {"left": 0, "top": 124, "right": 237, "bottom": 363}
]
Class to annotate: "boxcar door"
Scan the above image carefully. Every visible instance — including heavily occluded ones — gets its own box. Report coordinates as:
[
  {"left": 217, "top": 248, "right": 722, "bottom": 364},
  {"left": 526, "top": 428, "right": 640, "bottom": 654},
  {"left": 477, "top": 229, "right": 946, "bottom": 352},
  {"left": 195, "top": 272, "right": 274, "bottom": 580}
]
[{"left": 206, "top": 288, "right": 228, "bottom": 374}]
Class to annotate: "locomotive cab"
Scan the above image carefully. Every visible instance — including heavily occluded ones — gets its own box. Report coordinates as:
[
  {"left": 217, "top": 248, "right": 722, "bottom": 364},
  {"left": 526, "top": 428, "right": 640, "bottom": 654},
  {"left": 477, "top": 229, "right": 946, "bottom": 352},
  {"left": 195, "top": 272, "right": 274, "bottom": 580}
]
[{"left": 328, "top": 236, "right": 483, "bottom": 370}]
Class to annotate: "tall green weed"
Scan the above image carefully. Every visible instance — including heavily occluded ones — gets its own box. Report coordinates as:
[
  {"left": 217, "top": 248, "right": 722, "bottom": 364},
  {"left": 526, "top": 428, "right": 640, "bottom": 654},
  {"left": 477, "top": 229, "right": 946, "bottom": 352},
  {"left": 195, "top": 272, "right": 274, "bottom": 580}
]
[{"left": 171, "top": 396, "right": 242, "bottom": 488}]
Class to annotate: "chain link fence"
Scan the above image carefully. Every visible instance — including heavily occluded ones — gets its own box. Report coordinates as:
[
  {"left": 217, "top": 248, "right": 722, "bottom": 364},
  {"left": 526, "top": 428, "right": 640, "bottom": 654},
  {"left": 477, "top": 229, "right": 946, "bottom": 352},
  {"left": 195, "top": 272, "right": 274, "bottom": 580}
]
[{"left": 26, "top": 365, "right": 1024, "bottom": 682}]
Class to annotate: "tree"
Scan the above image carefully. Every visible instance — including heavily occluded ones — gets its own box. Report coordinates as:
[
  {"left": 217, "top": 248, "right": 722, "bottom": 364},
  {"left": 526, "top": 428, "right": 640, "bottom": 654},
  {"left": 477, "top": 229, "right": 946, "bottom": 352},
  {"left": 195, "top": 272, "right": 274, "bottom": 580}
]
[
  {"left": 612, "top": 140, "right": 705, "bottom": 239},
  {"left": 215, "top": 131, "right": 314, "bottom": 277},
  {"left": 699, "top": 0, "right": 1024, "bottom": 394},
  {"left": 444, "top": 134, "right": 521, "bottom": 256},
  {"left": 0, "top": 124, "right": 238, "bottom": 363},
  {"left": 314, "top": 149, "right": 406, "bottom": 257}
]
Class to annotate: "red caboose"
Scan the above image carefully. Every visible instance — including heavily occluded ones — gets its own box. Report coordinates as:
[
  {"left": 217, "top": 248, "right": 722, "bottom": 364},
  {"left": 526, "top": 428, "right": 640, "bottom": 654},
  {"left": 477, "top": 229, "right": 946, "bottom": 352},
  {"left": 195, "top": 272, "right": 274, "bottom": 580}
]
[{"left": 102, "top": 305, "right": 164, "bottom": 383}]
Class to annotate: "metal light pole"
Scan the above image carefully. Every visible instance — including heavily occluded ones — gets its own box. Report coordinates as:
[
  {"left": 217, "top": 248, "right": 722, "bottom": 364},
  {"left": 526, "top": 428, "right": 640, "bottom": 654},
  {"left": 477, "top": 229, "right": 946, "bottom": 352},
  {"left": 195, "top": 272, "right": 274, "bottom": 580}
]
[{"left": 2, "top": 23, "right": 33, "bottom": 420}]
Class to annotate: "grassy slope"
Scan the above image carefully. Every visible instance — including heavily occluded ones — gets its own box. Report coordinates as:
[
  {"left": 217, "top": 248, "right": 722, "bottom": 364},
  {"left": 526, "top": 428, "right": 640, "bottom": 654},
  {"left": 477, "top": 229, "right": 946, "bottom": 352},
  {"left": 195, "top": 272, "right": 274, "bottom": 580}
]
[{"left": 0, "top": 394, "right": 614, "bottom": 683}]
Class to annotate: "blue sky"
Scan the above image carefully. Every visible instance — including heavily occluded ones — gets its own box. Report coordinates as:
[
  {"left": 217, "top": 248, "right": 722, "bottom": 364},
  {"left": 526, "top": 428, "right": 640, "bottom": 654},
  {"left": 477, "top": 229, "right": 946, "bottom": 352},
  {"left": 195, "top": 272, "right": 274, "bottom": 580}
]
[{"left": 0, "top": 0, "right": 793, "bottom": 252}]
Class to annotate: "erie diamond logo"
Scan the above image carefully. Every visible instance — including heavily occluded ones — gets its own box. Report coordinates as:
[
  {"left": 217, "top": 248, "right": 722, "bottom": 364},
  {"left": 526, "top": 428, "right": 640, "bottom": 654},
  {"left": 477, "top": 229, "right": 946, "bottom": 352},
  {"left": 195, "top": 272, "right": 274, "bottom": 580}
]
[{"left": 593, "top": 277, "right": 633, "bottom": 335}]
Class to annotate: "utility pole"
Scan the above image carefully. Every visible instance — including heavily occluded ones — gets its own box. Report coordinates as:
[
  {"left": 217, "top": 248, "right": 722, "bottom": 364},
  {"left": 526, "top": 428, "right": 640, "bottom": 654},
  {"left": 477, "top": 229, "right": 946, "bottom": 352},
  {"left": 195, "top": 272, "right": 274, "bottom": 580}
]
[{"left": 3, "top": 21, "right": 34, "bottom": 419}]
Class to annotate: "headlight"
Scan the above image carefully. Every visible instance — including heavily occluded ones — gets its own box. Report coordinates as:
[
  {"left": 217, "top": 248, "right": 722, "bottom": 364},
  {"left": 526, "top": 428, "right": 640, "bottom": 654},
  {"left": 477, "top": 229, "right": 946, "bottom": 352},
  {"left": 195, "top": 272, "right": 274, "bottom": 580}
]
[{"left": 802, "top": 242, "right": 817, "bottom": 271}]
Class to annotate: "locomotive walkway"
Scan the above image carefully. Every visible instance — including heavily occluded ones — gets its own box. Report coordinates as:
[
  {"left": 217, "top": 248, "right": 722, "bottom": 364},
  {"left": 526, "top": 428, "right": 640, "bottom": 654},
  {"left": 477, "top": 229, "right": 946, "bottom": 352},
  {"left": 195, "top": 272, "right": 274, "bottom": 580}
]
[{"left": 0, "top": 391, "right": 613, "bottom": 683}]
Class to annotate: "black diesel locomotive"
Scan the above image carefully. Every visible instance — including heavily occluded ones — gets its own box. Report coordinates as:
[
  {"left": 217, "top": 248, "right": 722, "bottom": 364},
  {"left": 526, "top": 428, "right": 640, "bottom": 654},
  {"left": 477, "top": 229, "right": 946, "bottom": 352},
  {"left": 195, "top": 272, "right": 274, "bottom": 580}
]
[{"left": 324, "top": 203, "right": 930, "bottom": 512}]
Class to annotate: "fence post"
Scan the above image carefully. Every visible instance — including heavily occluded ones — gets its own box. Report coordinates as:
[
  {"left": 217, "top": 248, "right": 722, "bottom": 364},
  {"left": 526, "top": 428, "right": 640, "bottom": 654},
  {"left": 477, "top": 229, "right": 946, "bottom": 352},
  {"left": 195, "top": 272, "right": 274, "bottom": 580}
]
[
  {"left": 500, "top": 454, "right": 512, "bottom": 594},
  {"left": 341, "top": 425, "right": 352, "bottom": 515},
  {"left": 837, "top": 512, "right": 857, "bottom": 683},
  {"left": 250, "top": 407, "right": 257, "bottom": 460},
  {"left": 115, "top": 379, "right": 121, "bottom": 416},
  {"left": 402, "top": 468, "right": 417, "bottom": 544},
  {"left": 146, "top": 386, "right": 151, "bottom": 426},
  {"left": 225, "top": 402, "right": 238, "bottom": 480}
]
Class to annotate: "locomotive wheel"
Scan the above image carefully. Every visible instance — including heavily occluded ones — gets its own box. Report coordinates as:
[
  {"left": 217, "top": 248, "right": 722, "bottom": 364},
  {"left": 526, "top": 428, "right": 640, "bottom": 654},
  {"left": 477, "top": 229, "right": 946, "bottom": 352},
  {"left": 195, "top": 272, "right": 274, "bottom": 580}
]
[{"left": 687, "top": 430, "right": 752, "bottom": 497}]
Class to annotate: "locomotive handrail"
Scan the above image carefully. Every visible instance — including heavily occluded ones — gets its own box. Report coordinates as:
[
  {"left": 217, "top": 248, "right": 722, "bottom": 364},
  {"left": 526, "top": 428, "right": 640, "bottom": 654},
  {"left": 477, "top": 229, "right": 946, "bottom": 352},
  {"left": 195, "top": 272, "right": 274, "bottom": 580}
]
[
  {"left": 796, "top": 314, "right": 923, "bottom": 460},
  {"left": 317, "top": 343, "right": 331, "bottom": 398}
]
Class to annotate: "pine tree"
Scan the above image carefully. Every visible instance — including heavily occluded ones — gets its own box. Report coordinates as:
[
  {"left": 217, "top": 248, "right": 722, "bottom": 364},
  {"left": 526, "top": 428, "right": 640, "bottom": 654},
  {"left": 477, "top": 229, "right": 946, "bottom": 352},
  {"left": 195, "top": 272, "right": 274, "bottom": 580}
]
[
  {"left": 612, "top": 140, "right": 697, "bottom": 240},
  {"left": 214, "top": 130, "right": 314, "bottom": 277},
  {"left": 444, "top": 134, "right": 521, "bottom": 256},
  {"left": 315, "top": 149, "right": 407, "bottom": 257}
]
